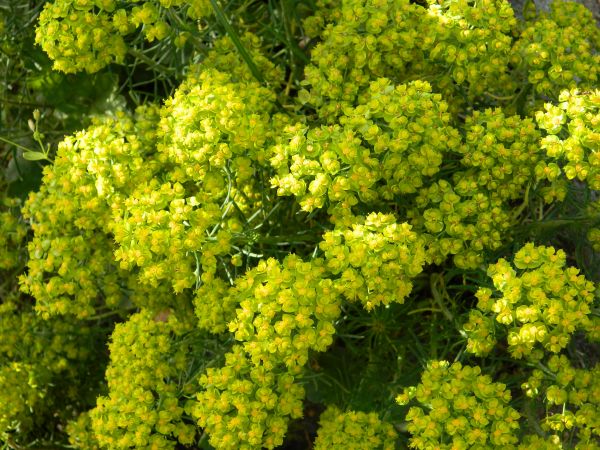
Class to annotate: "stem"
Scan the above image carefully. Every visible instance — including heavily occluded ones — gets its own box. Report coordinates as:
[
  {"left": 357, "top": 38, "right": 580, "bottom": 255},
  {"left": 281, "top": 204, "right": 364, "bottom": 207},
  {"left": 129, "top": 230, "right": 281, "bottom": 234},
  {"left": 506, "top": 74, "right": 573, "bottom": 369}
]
[
  {"left": 0, "top": 135, "right": 33, "bottom": 153},
  {"left": 209, "top": 0, "right": 265, "bottom": 84}
]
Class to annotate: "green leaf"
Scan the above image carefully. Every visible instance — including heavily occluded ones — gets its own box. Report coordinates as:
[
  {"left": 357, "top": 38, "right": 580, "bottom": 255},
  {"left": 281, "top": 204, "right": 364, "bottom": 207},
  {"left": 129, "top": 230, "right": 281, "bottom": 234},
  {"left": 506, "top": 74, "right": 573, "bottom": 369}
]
[{"left": 22, "top": 151, "right": 48, "bottom": 161}]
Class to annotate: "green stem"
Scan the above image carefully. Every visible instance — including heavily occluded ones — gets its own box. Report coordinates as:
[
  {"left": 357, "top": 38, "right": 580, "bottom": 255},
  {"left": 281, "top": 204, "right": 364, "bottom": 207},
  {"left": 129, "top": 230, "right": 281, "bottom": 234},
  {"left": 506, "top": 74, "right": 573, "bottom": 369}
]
[
  {"left": 209, "top": 0, "right": 265, "bottom": 84},
  {"left": 0, "top": 135, "right": 33, "bottom": 153}
]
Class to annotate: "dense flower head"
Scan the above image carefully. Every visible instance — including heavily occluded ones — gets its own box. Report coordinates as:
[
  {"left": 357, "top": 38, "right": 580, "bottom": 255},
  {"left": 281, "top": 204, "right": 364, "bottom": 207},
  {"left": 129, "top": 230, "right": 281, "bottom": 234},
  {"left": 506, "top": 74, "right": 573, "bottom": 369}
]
[
  {"left": 90, "top": 309, "right": 198, "bottom": 449},
  {"left": 313, "top": 405, "right": 397, "bottom": 450},
  {"left": 300, "top": 0, "right": 425, "bottom": 120},
  {"left": 36, "top": 0, "right": 213, "bottom": 73},
  {"left": 511, "top": 1, "right": 599, "bottom": 98},
  {"left": 36, "top": 0, "right": 127, "bottom": 73},
  {"left": 227, "top": 255, "right": 341, "bottom": 371},
  {"left": 460, "top": 108, "right": 542, "bottom": 200},
  {"left": 522, "top": 355, "right": 600, "bottom": 445},
  {"left": 194, "top": 344, "right": 305, "bottom": 450},
  {"left": 112, "top": 62, "right": 277, "bottom": 292},
  {"left": 271, "top": 79, "right": 461, "bottom": 213},
  {"left": 409, "top": 175, "right": 513, "bottom": 269},
  {"left": 397, "top": 360, "right": 520, "bottom": 449},
  {"left": 417, "top": 0, "right": 517, "bottom": 102},
  {"left": 464, "top": 243, "right": 597, "bottom": 359},
  {"left": 535, "top": 89, "right": 600, "bottom": 190},
  {"left": 19, "top": 107, "right": 166, "bottom": 318},
  {"left": 320, "top": 212, "right": 427, "bottom": 310}
]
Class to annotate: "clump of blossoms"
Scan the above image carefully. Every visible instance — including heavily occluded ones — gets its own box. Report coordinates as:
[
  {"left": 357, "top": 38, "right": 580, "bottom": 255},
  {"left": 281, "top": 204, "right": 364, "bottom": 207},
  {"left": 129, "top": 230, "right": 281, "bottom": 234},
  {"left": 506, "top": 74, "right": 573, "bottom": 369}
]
[
  {"left": 463, "top": 243, "right": 597, "bottom": 359},
  {"left": 521, "top": 355, "right": 600, "bottom": 446},
  {"left": 319, "top": 213, "right": 426, "bottom": 310},
  {"left": 459, "top": 108, "right": 542, "bottom": 200},
  {"left": 511, "top": 1, "right": 599, "bottom": 98},
  {"left": 300, "top": 0, "right": 425, "bottom": 120},
  {"left": 36, "top": 0, "right": 212, "bottom": 73},
  {"left": 409, "top": 175, "right": 513, "bottom": 269},
  {"left": 416, "top": 0, "right": 517, "bottom": 103},
  {"left": 19, "top": 107, "right": 164, "bottom": 318},
  {"left": 90, "top": 310, "right": 198, "bottom": 449},
  {"left": 194, "top": 255, "right": 342, "bottom": 449},
  {"left": 226, "top": 255, "right": 341, "bottom": 371},
  {"left": 271, "top": 79, "right": 461, "bottom": 213},
  {"left": 36, "top": 0, "right": 128, "bottom": 73},
  {"left": 194, "top": 345, "right": 306, "bottom": 450},
  {"left": 397, "top": 361, "right": 520, "bottom": 449},
  {"left": 113, "top": 46, "right": 278, "bottom": 292},
  {"left": 535, "top": 89, "right": 600, "bottom": 191},
  {"left": 313, "top": 406, "right": 397, "bottom": 450}
]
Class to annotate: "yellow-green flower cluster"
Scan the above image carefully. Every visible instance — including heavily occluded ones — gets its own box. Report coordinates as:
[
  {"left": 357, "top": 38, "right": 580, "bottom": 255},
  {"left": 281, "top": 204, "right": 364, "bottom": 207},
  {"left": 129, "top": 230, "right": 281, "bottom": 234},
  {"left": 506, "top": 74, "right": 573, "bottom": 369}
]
[
  {"left": 313, "top": 406, "right": 397, "bottom": 450},
  {"left": 36, "top": 0, "right": 127, "bottom": 73},
  {"left": 319, "top": 213, "right": 426, "bottom": 310},
  {"left": 194, "top": 255, "right": 342, "bottom": 449},
  {"left": 535, "top": 89, "right": 600, "bottom": 190},
  {"left": 227, "top": 255, "right": 341, "bottom": 371},
  {"left": 271, "top": 79, "right": 460, "bottom": 212},
  {"left": 511, "top": 1, "right": 599, "bottom": 97},
  {"left": 464, "top": 243, "right": 597, "bottom": 359},
  {"left": 409, "top": 175, "right": 513, "bottom": 268},
  {"left": 344, "top": 80, "right": 461, "bottom": 199},
  {"left": 194, "top": 345, "right": 305, "bottom": 450},
  {"left": 419, "top": 0, "right": 517, "bottom": 100},
  {"left": 460, "top": 108, "right": 542, "bottom": 200},
  {"left": 0, "top": 196, "right": 26, "bottom": 271},
  {"left": 20, "top": 107, "right": 164, "bottom": 318},
  {"left": 522, "top": 355, "right": 600, "bottom": 445},
  {"left": 36, "top": 0, "right": 213, "bottom": 73},
  {"left": 157, "top": 67, "right": 275, "bottom": 183},
  {"left": 90, "top": 310, "right": 198, "bottom": 449},
  {"left": 194, "top": 277, "right": 238, "bottom": 334},
  {"left": 113, "top": 64, "right": 276, "bottom": 292},
  {"left": 397, "top": 361, "right": 520, "bottom": 449},
  {"left": 300, "top": 0, "right": 425, "bottom": 120}
]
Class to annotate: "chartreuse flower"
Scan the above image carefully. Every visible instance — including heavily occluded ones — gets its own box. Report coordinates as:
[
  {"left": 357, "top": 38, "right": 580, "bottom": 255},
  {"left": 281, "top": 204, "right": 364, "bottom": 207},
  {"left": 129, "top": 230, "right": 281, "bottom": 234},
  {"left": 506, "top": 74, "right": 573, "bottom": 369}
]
[
  {"left": 113, "top": 39, "right": 279, "bottom": 292},
  {"left": 320, "top": 212, "right": 427, "bottom": 310},
  {"left": 313, "top": 406, "right": 397, "bottom": 450},
  {"left": 194, "top": 345, "right": 305, "bottom": 450},
  {"left": 409, "top": 175, "right": 513, "bottom": 269},
  {"left": 90, "top": 310, "right": 198, "bottom": 449},
  {"left": 416, "top": 0, "right": 517, "bottom": 104},
  {"left": 300, "top": 0, "right": 425, "bottom": 120},
  {"left": 194, "top": 255, "right": 342, "bottom": 449},
  {"left": 536, "top": 89, "right": 600, "bottom": 191},
  {"left": 464, "top": 243, "right": 597, "bottom": 360},
  {"left": 397, "top": 361, "right": 520, "bottom": 449},
  {"left": 36, "top": 0, "right": 213, "bottom": 73},
  {"left": 271, "top": 79, "right": 460, "bottom": 214},
  {"left": 19, "top": 106, "right": 170, "bottom": 318},
  {"left": 511, "top": 1, "right": 599, "bottom": 98}
]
